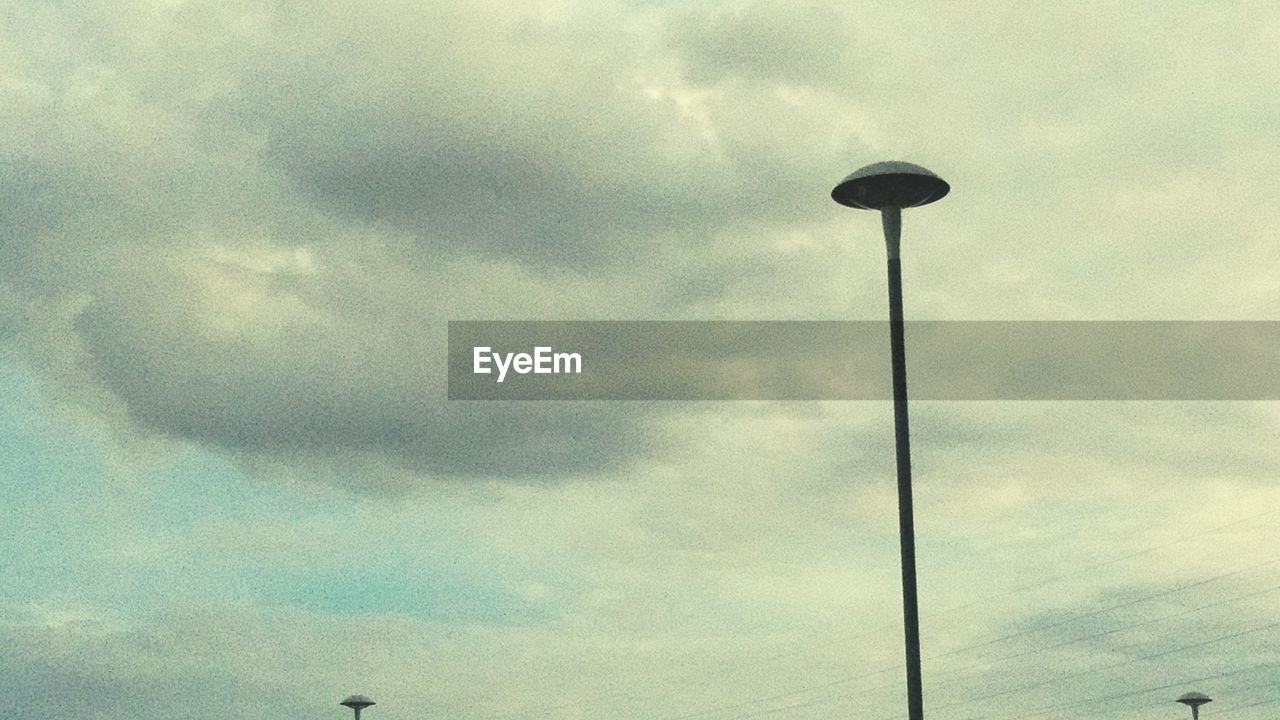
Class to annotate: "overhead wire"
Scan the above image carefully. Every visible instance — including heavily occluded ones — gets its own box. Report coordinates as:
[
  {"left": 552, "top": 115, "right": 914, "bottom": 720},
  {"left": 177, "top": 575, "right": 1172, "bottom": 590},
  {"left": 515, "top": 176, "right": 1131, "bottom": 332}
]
[
  {"left": 762, "top": 506, "right": 1278, "bottom": 668},
  {"left": 709, "top": 615, "right": 1280, "bottom": 720},
  {"left": 1211, "top": 696, "right": 1280, "bottom": 717},
  {"left": 461, "top": 506, "right": 1278, "bottom": 720},
  {"left": 954, "top": 661, "right": 1280, "bottom": 720},
  {"left": 929, "top": 577, "right": 1280, "bottom": 687},
  {"left": 924, "top": 555, "right": 1280, "bottom": 663},
  {"left": 919, "top": 616, "right": 1280, "bottom": 718},
  {"left": 654, "top": 539, "right": 1278, "bottom": 720},
  {"left": 657, "top": 553, "right": 1279, "bottom": 720}
]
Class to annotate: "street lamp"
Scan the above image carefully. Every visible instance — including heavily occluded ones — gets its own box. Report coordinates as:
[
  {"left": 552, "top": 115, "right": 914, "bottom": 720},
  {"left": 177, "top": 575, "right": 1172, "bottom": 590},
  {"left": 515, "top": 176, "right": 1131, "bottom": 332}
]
[
  {"left": 831, "top": 161, "right": 950, "bottom": 720},
  {"left": 1178, "top": 692, "right": 1212, "bottom": 720},
  {"left": 341, "top": 694, "right": 376, "bottom": 720}
]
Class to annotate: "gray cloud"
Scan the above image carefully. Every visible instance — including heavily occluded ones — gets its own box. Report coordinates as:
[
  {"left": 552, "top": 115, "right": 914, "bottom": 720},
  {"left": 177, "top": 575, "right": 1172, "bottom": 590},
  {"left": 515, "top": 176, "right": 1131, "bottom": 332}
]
[
  {"left": 0, "top": 610, "right": 299, "bottom": 720},
  {"left": 70, "top": 273, "right": 664, "bottom": 482},
  {"left": 5, "top": 2, "right": 1280, "bottom": 719},
  {"left": 0, "top": 0, "right": 891, "bottom": 490},
  {"left": 1, "top": 0, "right": 1278, "bottom": 494},
  {"left": 667, "top": 1, "right": 854, "bottom": 87}
]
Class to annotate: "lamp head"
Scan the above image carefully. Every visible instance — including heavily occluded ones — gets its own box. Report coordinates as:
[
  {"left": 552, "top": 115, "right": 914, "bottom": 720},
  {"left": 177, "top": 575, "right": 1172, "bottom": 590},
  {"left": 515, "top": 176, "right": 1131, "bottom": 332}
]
[
  {"left": 341, "top": 695, "right": 376, "bottom": 711},
  {"left": 1177, "top": 692, "right": 1212, "bottom": 708},
  {"left": 832, "top": 161, "right": 949, "bottom": 210}
]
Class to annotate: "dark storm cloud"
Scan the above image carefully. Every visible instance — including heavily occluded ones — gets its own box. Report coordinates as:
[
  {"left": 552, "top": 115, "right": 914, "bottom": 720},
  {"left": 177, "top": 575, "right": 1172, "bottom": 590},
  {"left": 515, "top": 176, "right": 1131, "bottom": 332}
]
[
  {"left": 4, "top": 0, "right": 1280, "bottom": 493},
  {"left": 0, "top": 0, "right": 700, "bottom": 485},
  {"left": 224, "top": 1, "right": 841, "bottom": 270},
  {"left": 72, "top": 289, "right": 660, "bottom": 481},
  {"left": 263, "top": 123, "right": 732, "bottom": 269}
]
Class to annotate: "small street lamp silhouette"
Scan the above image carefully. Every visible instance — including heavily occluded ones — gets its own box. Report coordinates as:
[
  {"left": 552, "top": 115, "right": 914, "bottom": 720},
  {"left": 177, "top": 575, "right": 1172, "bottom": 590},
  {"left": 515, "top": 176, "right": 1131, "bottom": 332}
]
[
  {"left": 1177, "top": 692, "right": 1212, "bottom": 720},
  {"left": 341, "top": 694, "right": 376, "bottom": 720}
]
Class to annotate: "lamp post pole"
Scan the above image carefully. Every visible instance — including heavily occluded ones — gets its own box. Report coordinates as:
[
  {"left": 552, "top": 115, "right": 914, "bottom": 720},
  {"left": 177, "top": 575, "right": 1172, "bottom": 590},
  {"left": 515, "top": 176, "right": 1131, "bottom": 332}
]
[
  {"left": 832, "top": 162, "right": 949, "bottom": 720},
  {"left": 885, "top": 202, "right": 924, "bottom": 720}
]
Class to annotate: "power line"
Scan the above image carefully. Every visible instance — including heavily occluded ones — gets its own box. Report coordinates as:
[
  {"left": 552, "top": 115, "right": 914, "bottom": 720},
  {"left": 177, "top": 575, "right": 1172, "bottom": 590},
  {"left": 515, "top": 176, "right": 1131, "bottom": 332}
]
[
  {"left": 1212, "top": 696, "right": 1280, "bottom": 718},
  {"left": 929, "top": 578, "right": 1280, "bottom": 687},
  {"left": 443, "top": 505, "right": 1277, "bottom": 720},
  {"left": 763, "top": 506, "right": 1277, "bottom": 667},
  {"left": 924, "top": 556, "right": 1280, "bottom": 663},
  {"left": 649, "top": 517, "right": 1277, "bottom": 720},
  {"left": 717, "top": 617, "right": 1280, "bottom": 720},
  {"left": 955, "top": 661, "right": 1279, "bottom": 720},
  {"left": 921, "top": 500, "right": 1277, "bottom": 620},
  {"left": 743, "top": 556, "right": 1279, "bottom": 718},
  {"left": 920, "top": 617, "right": 1280, "bottom": 717},
  {"left": 676, "top": 561, "right": 1279, "bottom": 720}
]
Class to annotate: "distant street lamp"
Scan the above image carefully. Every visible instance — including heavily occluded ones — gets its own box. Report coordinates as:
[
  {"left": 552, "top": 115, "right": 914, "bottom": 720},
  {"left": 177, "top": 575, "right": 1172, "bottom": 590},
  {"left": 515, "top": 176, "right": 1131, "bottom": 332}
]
[
  {"left": 341, "top": 694, "right": 376, "bottom": 720},
  {"left": 1178, "top": 692, "right": 1212, "bottom": 720},
  {"left": 831, "top": 161, "right": 950, "bottom": 720}
]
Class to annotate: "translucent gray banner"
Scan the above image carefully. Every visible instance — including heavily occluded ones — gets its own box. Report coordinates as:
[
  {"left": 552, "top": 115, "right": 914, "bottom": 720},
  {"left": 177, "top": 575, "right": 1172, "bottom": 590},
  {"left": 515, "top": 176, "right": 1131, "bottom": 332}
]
[{"left": 446, "top": 321, "right": 1280, "bottom": 400}]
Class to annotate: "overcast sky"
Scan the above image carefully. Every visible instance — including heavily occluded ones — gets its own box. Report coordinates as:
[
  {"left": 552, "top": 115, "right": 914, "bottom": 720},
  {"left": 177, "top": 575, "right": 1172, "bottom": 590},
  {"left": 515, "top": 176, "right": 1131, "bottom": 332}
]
[{"left": 3, "top": 1, "right": 1280, "bottom": 719}]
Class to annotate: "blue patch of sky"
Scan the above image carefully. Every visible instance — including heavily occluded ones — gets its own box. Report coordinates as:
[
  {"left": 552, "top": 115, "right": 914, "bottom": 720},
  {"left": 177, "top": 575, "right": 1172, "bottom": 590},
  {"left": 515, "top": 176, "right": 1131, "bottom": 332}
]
[
  {"left": 150, "top": 448, "right": 332, "bottom": 527},
  {"left": 1, "top": 354, "right": 558, "bottom": 623},
  {"left": 0, "top": 355, "right": 102, "bottom": 505},
  {"left": 1, "top": 354, "right": 115, "bottom": 605}
]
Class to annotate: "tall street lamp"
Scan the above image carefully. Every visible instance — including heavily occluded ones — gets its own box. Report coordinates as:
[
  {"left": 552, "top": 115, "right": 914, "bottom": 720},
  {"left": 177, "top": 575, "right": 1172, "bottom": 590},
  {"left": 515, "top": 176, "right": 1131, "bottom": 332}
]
[
  {"left": 831, "top": 161, "right": 950, "bottom": 720},
  {"left": 1178, "top": 692, "right": 1212, "bottom": 720}
]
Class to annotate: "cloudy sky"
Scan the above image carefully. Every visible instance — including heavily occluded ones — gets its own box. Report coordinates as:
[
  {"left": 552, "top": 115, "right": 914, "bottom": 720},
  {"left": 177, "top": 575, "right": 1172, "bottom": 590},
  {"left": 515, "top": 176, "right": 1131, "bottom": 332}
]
[{"left": 3, "top": 1, "right": 1280, "bottom": 719}]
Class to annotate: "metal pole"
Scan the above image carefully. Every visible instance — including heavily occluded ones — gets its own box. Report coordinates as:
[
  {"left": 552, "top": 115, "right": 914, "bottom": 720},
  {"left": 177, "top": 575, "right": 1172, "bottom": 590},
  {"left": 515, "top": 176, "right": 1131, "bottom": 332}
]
[{"left": 882, "top": 206, "right": 924, "bottom": 720}]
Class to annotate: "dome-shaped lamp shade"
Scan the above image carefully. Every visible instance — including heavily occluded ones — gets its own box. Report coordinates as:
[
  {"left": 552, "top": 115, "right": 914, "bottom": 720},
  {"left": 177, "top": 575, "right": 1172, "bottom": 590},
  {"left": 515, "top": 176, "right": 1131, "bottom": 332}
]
[
  {"left": 341, "top": 695, "right": 376, "bottom": 710},
  {"left": 1177, "top": 693, "right": 1212, "bottom": 708},
  {"left": 832, "top": 161, "right": 949, "bottom": 210}
]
